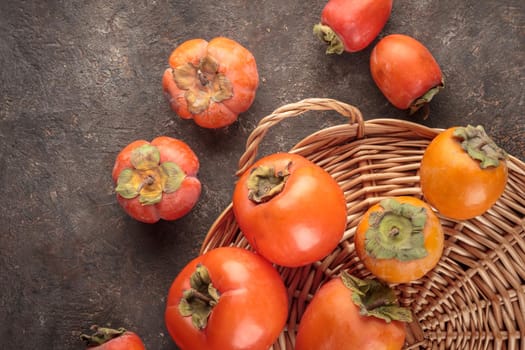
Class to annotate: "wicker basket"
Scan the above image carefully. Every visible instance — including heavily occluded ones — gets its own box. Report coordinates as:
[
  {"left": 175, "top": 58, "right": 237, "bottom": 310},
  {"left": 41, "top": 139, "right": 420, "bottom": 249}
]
[{"left": 200, "top": 98, "right": 525, "bottom": 350}]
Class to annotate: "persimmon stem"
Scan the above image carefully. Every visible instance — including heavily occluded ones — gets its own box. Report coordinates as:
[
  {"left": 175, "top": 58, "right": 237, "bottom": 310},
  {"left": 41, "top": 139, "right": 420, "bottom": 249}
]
[
  {"left": 389, "top": 227, "right": 400, "bottom": 237},
  {"left": 366, "top": 298, "right": 389, "bottom": 311},
  {"left": 187, "top": 289, "right": 216, "bottom": 305},
  {"left": 137, "top": 175, "right": 155, "bottom": 192},
  {"left": 197, "top": 69, "right": 209, "bottom": 86}
]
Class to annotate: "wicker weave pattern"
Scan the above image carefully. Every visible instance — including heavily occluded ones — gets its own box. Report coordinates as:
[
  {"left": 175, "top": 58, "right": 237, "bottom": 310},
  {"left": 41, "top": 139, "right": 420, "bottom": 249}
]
[{"left": 200, "top": 99, "right": 525, "bottom": 350}]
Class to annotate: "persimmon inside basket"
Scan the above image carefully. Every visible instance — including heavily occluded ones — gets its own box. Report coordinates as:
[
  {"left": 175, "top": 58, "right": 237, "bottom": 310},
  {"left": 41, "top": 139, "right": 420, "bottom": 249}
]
[{"left": 200, "top": 98, "right": 525, "bottom": 350}]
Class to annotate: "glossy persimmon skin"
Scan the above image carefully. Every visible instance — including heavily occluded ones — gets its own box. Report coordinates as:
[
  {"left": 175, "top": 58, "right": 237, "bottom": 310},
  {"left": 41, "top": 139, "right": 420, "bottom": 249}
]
[
  {"left": 232, "top": 153, "right": 347, "bottom": 267},
  {"left": 320, "top": 0, "right": 393, "bottom": 52},
  {"left": 370, "top": 34, "right": 443, "bottom": 110},
  {"left": 295, "top": 277, "right": 406, "bottom": 350},
  {"left": 165, "top": 247, "right": 288, "bottom": 350},
  {"left": 420, "top": 127, "right": 508, "bottom": 220},
  {"left": 112, "top": 136, "right": 201, "bottom": 223},
  {"left": 354, "top": 196, "right": 444, "bottom": 284},
  {"left": 162, "top": 37, "right": 259, "bottom": 128}
]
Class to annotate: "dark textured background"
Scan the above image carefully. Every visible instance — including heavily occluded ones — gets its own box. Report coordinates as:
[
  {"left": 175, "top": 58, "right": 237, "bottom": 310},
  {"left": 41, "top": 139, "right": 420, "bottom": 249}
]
[{"left": 0, "top": 1, "right": 523, "bottom": 349}]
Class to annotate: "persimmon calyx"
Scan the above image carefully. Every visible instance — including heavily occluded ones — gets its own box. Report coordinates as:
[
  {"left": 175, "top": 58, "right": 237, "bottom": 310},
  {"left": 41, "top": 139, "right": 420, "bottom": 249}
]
[
  {"left": 178, "top": 264, "right": 220, "bottom": 330},
  {"left": 115, "top": 144, "right": 185, "bottom": 205},
  {"left": 409, "top": 79, "right": 445, "bottom": 116},
  {"left": 313, "top": 23, "right": 344, "bottom": 55},
  {"left": 247, "top": 162, "right": 291, "bottom": 203},
  {"left": 454, "top": 125, "right": 507, "bottom": 168},
  {"left": 80, "top": 325, "right": 126, "bottom": 346},
  {"left": 171, "top": 55, "right": 233, "bottom": 114},
  {"left": 365, "top": 199, "right": 428, "bottom": 261},
  {"left": 341, "top": 271, "right": 413, "bottom": 323}
]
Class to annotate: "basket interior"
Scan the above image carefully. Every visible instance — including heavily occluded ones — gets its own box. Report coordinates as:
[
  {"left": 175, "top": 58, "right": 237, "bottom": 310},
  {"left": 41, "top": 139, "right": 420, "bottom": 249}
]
[{"left": 201, "top": 118, "right": 525, "bottom": 350}]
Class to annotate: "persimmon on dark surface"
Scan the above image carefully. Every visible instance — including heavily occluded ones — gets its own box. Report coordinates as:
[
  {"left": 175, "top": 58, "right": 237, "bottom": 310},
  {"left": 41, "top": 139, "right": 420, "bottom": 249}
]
[
  {"left": 314, "top": 0, "right": 393, "bottom": 54},
  {"left": 162, "top": 37, "right": 259, "bottom": 128},
  {"left": 112, "top": 136, "right": 201, "bottom": 223},
  {"left": 370, "top": 34, "right": 444, "bottom": 114}
]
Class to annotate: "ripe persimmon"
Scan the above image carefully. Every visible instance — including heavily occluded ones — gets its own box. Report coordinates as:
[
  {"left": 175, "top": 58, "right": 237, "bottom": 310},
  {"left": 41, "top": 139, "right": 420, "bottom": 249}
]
[{"left": 355, "top": 196, "right": 444, "bottom": 283}]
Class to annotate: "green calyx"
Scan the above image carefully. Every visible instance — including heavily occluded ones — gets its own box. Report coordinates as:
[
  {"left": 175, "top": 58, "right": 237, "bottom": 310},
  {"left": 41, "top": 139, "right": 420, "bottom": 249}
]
[
  {"left": 172, "top": 55, "right": 233, "bottom": 114},
  {"left": 409, "top": 79, "right": 445, "bottom": 116},
  {"left": 454, "top": 125, "right": 507, "bottom": 168},
  {"left": 365, "top": 199, "right": 428, "bottom": 261},
  {"left": 80, "top": 325, "right": 126, "bottom": 346},
  {"left": 115, "top": 144, "right": 185, "bottom": 205},
  {"left": 178, "top": 264, "right": 220, "bottom": 330},
  {"left": 247, "top": 162, "right": 291, "bottom": 204},
  {"left": 313, "top": 23, "right": 345, "bottom": 55},
  {"left": 341, "top": 271, "right": 413, "bottom": 323}
]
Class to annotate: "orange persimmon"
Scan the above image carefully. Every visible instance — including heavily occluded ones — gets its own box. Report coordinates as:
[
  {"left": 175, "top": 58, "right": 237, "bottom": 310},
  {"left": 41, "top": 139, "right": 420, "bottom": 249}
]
[
  {"left": 232, "top": 153, "right": 347, "bottom": 267},
  {"left": 295, "top": 272, "right": 411, "bottom": 350},
  {"left": 162, "top": 37, "right": 259, "bottom": 128},
  {"left": 112, "top": 136, "right": 201, "bottom": 223},
  {"left": 354, "top": 196, "right": 444, "bottom": 283},
  {"left": 420, "top": 125, "right": 508, "bottom": 220}
]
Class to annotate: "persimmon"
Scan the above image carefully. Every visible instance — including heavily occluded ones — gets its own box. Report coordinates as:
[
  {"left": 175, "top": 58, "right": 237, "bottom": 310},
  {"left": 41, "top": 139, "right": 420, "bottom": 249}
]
[
  {"left": 354, "top": 197, "right": 444, "bottom": 283},
  {"left": 112, "top": 136, "right": 201, "bottom": 223},
  {"left": 420, "top": 125, "right": 508, "bottom": 220},
  {"left": 232, "top": 153, "right": 347, "bottom": 267},
  {"left": 370, "top": 34, "right": 444, "bottom": 115},
  {"left": 295, "top": 272, "right": 411, "bottom": 350},
  {"left": 165, "top": 247, "right": 288, "bottom": 350},
  {"left": 162, "top": 37, "right": 259, "bottom": 128},
  {"left": 314, "top": 0, "right": 393, "bottom": 54}
]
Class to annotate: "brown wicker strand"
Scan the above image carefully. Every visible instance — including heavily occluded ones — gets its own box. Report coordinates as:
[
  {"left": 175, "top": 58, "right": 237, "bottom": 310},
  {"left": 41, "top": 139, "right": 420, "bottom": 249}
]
[{"left": 236, "top": 98, "right": 364, "bottom": 176}]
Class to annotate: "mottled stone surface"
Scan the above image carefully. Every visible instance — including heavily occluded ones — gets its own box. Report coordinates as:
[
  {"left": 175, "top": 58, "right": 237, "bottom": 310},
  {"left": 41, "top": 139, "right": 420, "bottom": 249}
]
[{"left": 0, "top": 1, "right": 523, "bottom": 349}]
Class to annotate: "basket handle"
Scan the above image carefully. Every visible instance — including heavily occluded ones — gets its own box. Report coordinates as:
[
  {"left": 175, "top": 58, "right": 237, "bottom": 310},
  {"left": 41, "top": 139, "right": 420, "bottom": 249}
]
[{"left": 237, "top": 98, "right": 365, "bottom": 175}]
